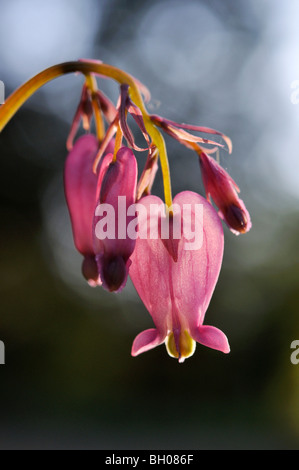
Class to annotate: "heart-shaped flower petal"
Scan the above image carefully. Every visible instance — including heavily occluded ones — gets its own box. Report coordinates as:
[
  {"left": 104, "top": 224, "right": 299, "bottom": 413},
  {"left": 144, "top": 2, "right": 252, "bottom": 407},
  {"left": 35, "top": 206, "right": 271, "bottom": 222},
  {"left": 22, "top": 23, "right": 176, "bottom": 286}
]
[
  {"left": 129, "top": 191, "right": 230, "bottom": 362},
  {"left": 64, "top": 134, "right": 114, "bottom": 286},
  {"left": 93, "top": 146, "right": 138, "bottom": 292}
]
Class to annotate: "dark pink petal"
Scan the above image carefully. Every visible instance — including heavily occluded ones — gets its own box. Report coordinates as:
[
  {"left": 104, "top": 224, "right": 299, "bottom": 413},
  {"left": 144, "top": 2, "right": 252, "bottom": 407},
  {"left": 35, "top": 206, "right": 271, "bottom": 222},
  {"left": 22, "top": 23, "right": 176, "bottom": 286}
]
[
  {"left": 93, "top": 147, "right": 138, "bottom": 292},
  {"left": 81, "top": 255, "right": 101, "bottom": 287},
  {"left": 64, "top": 134, "right": 99, "bottom": 255},
  {"left": 101, "top": 255, "right": 130, "bottom": 292},
  {"left": 199, "top": 152, "right": 251, "bottom": 235},
  {"left": 200, "top": 152, "right": 240, "bottom": 193},
  {"left": 64, "top": 134, "right": 115, "bottom": 286},
  {"left": 219, "top": 199, "right": 252, "bottom": 236}
]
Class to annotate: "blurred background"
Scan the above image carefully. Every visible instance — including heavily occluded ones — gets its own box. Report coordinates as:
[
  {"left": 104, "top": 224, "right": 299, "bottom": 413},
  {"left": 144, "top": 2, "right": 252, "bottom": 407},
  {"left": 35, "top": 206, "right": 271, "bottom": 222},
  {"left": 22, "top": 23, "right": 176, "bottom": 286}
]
[{"left": 0, "top": 0, "right": 299, "bottom": 450}]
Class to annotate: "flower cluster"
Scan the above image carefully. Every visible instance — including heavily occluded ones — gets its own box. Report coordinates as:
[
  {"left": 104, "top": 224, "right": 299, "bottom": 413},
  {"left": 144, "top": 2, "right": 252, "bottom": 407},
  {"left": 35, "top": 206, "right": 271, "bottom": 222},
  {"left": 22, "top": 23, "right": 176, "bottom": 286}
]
[{"left": 0, "top": 60, "right": 251, "bottom": 363}]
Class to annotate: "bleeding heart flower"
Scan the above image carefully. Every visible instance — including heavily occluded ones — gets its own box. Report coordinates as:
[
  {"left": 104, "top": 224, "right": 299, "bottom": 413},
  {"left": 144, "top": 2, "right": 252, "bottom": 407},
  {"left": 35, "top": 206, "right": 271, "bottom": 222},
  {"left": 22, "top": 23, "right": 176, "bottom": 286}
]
[
  {"left": 0, "top": 59, "right": 250, "bottom": 365},
  {"left": 64, "top": 134, "right": 114, "bottom": 286},
  {"left": 93, "top": 146, "right": 138, "bottom": 292},
  {"left": 199, "top": 151, "right": 251, "bottom": 235},
  {"left": 129, "top": 191, "right": 230, "bottom": 362}
]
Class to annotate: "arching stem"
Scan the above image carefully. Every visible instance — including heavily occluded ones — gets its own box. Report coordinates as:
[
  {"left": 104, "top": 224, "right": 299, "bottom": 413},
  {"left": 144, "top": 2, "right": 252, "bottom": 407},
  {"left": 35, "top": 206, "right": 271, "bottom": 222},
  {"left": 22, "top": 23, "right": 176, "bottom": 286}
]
[{"left": 0, "top": 61, "right": 173, "bottom": 209}]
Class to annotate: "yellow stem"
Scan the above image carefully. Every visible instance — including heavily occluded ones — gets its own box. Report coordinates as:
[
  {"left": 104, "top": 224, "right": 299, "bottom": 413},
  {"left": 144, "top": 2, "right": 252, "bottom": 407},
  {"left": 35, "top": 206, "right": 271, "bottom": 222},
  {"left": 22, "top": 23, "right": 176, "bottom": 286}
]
[
  {"left": 113, "top": 123, "right": 123, "bottom": 162},
  {"left": 85, "top": 74, "right": 105, "bottom": 141},
  {"left": 0, "top": 61, "right": 173, "bottom": 208}
]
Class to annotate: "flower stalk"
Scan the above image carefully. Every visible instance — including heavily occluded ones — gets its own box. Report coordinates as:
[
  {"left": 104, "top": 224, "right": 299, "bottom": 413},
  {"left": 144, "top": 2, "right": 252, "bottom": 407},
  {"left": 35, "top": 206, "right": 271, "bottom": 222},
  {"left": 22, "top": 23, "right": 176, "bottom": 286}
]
[
  {"left": 0, "top": 58, "right": 252, "bottom": 362},
  {"left": 85, "top": 73, "right": 105, "bottom": 142},
  {"left": 0, "top": 60, "right": 173, "bottom": 209}
]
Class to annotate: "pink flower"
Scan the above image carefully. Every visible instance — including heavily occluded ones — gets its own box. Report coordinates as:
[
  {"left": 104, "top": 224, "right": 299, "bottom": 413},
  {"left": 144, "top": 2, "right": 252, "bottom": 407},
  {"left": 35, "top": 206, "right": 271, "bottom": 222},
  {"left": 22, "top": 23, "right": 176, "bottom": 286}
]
[
  {"left": 199, "top": 151, "right": 251, "bottom": 235},
  {"left": 64, "top": 134, "right": 114, "bottom": 286},
  {"left": 93, "top": 147, "right": 138, "bottom": 292},
  {"left": 129, "top": 191, "right": 230, "bottom": 362}
]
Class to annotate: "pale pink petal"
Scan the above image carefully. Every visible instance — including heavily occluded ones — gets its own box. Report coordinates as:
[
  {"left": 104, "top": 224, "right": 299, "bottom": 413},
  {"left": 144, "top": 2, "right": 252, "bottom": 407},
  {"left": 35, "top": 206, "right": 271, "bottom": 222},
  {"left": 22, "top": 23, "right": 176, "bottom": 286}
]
[
  {"left": 171, "top": 191, "right": 224, "bottom": 326},
  {"left": 131, "top": 328, "right": 166, "bottom": 357},
  {"left": 129, "top": 195, "right": 173, "bottom": 333},
  {"left": 191, "top": 325, "right": 230, "bottom": 353},
  {"left": 129, "top": 191, "right": 228, "bottom": 359}
]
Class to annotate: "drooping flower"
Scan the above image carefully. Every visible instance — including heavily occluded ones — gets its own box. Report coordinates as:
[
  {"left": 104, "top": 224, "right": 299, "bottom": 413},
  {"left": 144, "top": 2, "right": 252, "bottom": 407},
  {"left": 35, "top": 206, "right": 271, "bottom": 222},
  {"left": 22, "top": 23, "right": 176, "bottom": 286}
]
[
  {"left": 199, "top": 151, "right": 251, "bottom": 235},
  {"left": 63, "top": 133, "right": 114, "bottom": 286},
  {"left": 129, "top": 191, "right": 230, "bottom": 362},
  {"left": 93, "top": 146, "right": 138, "bottom": 292},
  {"left": 0, "top": 59, "right": 251, "bottom": 365}
]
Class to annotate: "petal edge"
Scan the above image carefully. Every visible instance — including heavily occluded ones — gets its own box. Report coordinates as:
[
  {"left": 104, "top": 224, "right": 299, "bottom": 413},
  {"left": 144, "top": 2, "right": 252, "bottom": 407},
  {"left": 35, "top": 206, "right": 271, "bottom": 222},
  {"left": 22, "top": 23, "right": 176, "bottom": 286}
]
[
  {"left": 191, "top": 325, "right": 230, "bottom": 354},
  {"left": 131, "top": 328, "right": 165, "bottom": 357}
]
